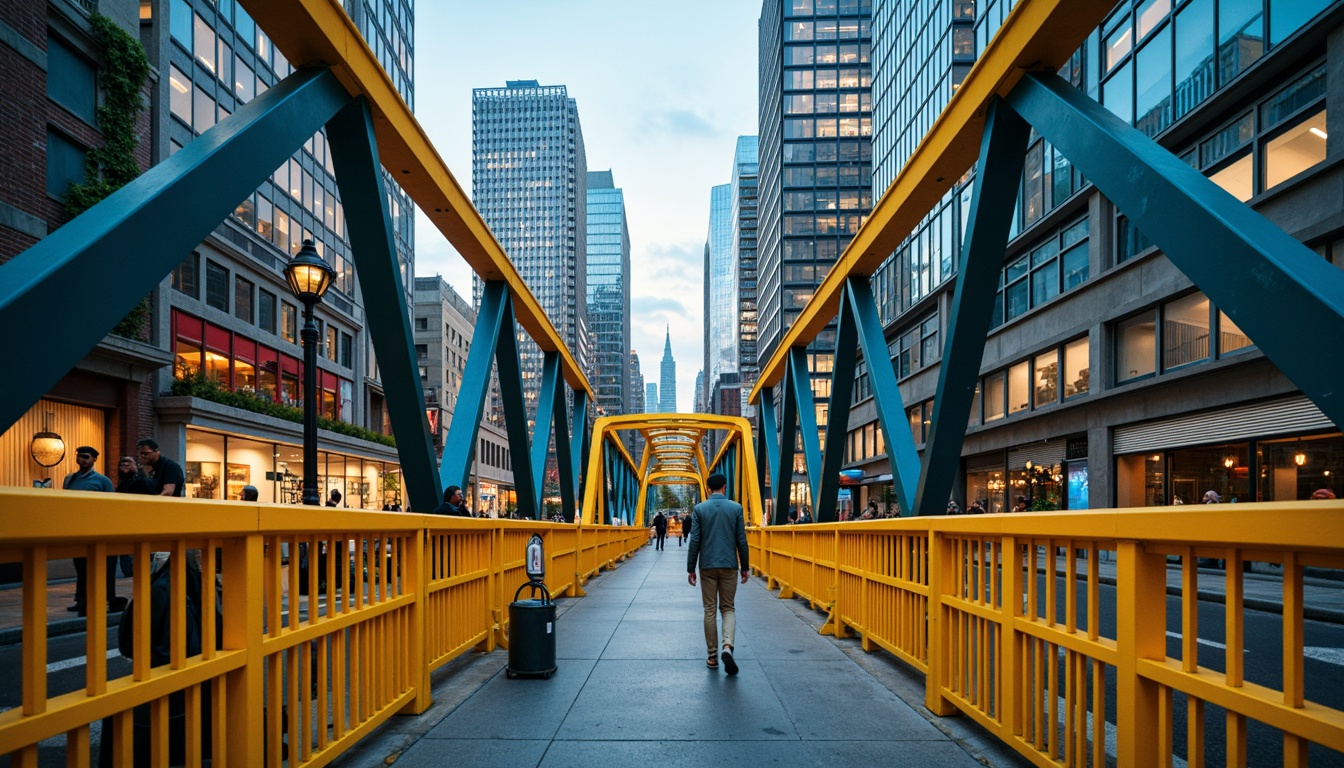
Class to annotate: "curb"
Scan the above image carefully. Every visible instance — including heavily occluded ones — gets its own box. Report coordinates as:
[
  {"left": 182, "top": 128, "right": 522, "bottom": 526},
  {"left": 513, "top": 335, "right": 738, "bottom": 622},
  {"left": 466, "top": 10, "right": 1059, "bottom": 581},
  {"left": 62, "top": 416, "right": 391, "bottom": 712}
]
[
  {"left": 1047, "top": 568, "right": 1344, "bottom": 625},
  {"left": 0, "top": 612, "right": 124, "bottom": 647}
]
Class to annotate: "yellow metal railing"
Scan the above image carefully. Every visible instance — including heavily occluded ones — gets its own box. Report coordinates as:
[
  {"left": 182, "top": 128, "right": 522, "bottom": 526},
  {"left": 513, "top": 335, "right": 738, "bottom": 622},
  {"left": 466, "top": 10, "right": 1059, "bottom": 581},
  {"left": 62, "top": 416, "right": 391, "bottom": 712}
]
[
  {"left": 0, "top": 488, "right": 645, "bottom": 766},
  {"left": 749, "top": 502, "right": 1344, "bottom": 767}
]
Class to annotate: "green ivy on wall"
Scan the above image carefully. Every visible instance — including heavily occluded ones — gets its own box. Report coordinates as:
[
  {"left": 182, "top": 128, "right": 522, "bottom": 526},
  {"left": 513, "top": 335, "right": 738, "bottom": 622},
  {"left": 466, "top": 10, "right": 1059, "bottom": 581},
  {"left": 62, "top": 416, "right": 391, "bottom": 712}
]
[{"left": 63, "top": 14, "right": 152, "bottom": 339}]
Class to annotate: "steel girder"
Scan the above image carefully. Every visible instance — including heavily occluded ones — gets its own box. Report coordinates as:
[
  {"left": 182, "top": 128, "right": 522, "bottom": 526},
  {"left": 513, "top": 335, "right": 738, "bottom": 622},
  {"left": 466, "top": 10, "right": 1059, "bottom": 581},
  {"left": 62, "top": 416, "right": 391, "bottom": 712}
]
[{"left": 1008, "top": 72, "right": 1344, "bottom": 429}]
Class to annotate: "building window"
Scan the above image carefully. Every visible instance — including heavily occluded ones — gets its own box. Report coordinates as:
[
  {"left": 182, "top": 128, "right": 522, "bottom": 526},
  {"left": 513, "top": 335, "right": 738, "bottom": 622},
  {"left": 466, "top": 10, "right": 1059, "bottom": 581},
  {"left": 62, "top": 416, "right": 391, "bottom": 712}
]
[
  {"left": 997, "top": 216, "right": 1089, "bottom": 326},
  {"left": 415, "top": 344, "right": 427, "bottom": 359},
  {"left": 47, "top": 34, "right": 96, "bottom": 124},
  {"left": 415, "top": 317, "right": 427, "bottom": 330},
  {"left": 340, "top": 332, "right": 353, "bottom": 367},
  {"left": 205, "top": 261, "right": 229, "bottom": 312},
  {"left": 257, "top": 289, "right": 276, "bottom": 334},
  {"left": 172, "top": 252, "right": 199, "bottom": 298},
  {"left": 169, "top": 65, "right": 191, "bottom": 125},
  {"left": 1162, "top": 292, "right": 1209, "bottom": 370},
  {"left": 281, "top": 302, "right": 297, "bottom": 343},
  {"left": 984, "top": 371, "right": 1006, "bottom": 422},
  {"left": 169, "top": 0, "right": 191, "bottom": 49},
  {"left": 1063, "top": 337, "right": 1090, "bottom": 398},
  {"left": 234, "top": 276, "right": 254, "bottom": 323},
  {"left": 1116, "top": 311, "right": 1157, "bottom": 383},
  {"left": 45, "top": 131, "right": 85, "bottom": 198},
  {"left": 325, "top": 324, "right": 338, "bottom": 363}
]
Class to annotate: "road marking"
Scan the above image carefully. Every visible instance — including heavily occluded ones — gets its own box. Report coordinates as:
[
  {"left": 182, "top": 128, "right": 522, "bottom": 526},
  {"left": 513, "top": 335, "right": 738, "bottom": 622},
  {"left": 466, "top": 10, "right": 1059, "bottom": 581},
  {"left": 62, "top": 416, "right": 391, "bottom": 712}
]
[
  {"left": 46, "top": 649, "right": 121, "bottom": 674},
  {"left": 1055, "top": 694, "right": 1187, "bottom": 768},
  {"left": 1304, "top": 646, "right": 1344, "bottom": 666},
  {"left": 1165, "top": 631, "right": 1229, "bottom": 650}
]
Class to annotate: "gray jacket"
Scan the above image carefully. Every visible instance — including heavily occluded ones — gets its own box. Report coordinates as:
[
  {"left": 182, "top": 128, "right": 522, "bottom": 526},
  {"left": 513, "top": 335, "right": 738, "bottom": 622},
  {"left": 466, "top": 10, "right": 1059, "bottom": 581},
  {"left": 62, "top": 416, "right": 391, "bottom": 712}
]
[{"left": 687, "top": 493, "right": 749, "bottom": 573}]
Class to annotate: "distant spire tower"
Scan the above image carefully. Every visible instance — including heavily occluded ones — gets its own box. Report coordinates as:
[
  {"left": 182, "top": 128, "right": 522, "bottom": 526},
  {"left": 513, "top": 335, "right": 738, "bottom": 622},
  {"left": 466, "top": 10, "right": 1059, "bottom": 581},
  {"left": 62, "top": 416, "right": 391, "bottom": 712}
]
[{"left": 659, "top": 326, "right": 678, "bottom": 412}]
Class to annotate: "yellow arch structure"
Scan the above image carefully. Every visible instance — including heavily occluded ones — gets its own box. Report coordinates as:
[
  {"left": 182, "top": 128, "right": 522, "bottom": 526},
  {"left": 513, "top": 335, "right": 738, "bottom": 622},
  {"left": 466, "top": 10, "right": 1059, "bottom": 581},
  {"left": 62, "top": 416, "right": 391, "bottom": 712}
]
[{"left": 580, "top": 414, "right": 763, "bottom": 527}]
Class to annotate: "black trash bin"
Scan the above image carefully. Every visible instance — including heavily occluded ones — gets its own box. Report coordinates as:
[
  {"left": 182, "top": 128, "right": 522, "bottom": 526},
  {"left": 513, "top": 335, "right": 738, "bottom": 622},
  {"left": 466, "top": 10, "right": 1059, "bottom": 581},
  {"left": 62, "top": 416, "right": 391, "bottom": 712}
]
[{"left": 507, "top": 582, "right": 556, "bottom": 679}]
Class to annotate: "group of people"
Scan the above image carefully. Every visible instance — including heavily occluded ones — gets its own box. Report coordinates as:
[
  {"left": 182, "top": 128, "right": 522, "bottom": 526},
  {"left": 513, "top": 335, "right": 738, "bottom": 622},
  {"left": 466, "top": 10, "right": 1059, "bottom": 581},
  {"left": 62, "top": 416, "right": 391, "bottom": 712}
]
[
  {"left": 649, "top": 511, "right": 690, "bottom": 550},
  {"left": 61, "top": 438, "right": 184, "bottom": 616}
]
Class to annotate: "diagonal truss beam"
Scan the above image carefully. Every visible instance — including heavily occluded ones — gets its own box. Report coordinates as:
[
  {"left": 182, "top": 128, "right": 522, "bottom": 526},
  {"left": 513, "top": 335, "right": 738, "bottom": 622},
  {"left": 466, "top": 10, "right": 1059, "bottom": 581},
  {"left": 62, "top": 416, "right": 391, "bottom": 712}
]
[
  {"left": 326, "top": 96, "right": 439, "bottom": 513},
  {"left": 1008, "top": 73, "right": 1344, "bottom": 428},
  {"left": 0, "top": 68, "right": 350, "bottom": 432},
  {"left": 913, "top": 98, "right": 1031, "bottom": 517}
]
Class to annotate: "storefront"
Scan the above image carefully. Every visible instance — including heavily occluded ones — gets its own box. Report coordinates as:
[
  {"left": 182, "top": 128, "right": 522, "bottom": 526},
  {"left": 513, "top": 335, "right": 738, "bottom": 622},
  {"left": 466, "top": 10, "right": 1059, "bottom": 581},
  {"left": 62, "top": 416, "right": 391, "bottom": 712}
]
[
  {"left": 1114, "top": 396, "right": 1340, "bottom": 506},
  {"left": 181, "top": 427, "right": 402, "bottom": 508}
]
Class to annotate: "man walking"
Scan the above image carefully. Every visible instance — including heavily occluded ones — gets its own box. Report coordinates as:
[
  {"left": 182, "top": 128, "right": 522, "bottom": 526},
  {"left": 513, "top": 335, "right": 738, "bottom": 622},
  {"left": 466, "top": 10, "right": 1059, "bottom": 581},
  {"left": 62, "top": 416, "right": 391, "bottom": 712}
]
[
  {"left": 433, "top": 485, "right": 471, "bottom": 516},
  {"left": 63, "top": 446, "right": 123, "bottom": 615},
  {"left": 687, "top": 473, "right": 749, "bottom": 675},
  {"left": 652, "top": 510, "right": 667, "bottom": 551}
]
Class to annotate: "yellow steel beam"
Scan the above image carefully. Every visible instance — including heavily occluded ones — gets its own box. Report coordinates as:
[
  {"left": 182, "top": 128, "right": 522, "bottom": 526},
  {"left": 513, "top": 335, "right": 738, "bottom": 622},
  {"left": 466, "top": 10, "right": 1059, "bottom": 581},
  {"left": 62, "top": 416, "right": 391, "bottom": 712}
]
[
  {"left": 240, "top": 0, "right": 593, "bottom": 398},
  {"left": 750, "top": 0, "right": 1115, "bottom": 403}
]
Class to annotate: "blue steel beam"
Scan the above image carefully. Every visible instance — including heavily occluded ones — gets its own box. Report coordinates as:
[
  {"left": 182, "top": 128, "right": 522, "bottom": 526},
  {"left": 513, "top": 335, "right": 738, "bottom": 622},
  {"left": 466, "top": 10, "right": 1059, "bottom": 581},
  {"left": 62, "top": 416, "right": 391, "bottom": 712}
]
[
  {"left": 440, "top": 281, "right": 507, "bottom": 494},
  {"left": 772, "top": 365, "right": 799, "bottom": 525},
  {"left": 815, "top": 294, "right": 860, "bottom": 522},
  {"left": 914, "top": 98, "right": 1031, "bottom": 517},
  {"left": 326, "top": 97, "right": 440, "bottom": 514},
  {"left": 565, "top": 390, "right": 588, "bottom": 519},
  {"left": 758, "top": 395, "right": 780, "bottom": 512},
  {"left": 486, "top": 287, "right": 539, "bottom": 520},
  {"left": 788, "top": 347, "right": 823, "bottom": 510},
  {"left": 0, "top": 68, "right": 350, "bottom": 433},
  {"left": 1008, "top": 73, "right": 1344, "bottom": 429},
  {"left": 846, "top": 278, "right": 919, "bottom": 516},
  {"left": 530, "top": 352, "right": 561, "bottom": 514}
]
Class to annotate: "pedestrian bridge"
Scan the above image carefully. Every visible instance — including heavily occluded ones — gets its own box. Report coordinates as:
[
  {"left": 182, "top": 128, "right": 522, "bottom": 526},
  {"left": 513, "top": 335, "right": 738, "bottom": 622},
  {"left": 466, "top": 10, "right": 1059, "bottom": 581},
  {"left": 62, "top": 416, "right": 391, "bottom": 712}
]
[{"left": 1, "top": 0, "right": 1343, "bottom": 766}]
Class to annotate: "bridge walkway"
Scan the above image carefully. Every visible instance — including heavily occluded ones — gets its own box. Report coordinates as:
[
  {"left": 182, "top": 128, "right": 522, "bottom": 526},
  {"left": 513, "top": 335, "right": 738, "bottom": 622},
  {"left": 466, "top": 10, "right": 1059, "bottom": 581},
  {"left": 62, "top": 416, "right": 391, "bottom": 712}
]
[{"left": 337, "top": 543, "right": 1027, "bottom": 767}]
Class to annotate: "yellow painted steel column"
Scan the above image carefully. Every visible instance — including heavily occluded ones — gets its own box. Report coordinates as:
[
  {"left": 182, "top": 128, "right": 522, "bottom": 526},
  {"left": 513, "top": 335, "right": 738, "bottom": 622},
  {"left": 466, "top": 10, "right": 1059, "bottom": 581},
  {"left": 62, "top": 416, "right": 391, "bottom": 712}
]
[
  {"left": 924, "top": 531, "right": 957, "bottom": 716},
  {"left": 21, "top": 547, "right": 47, "bottom": 716},
  {"left": 1115, "top": 540, "right": 1165, "bottom": 767},
  {"left": 999, "top": 536, "right": 1021, "bottom": 741},
  {"left": 402, "top": 527, "right": 431, "bottom": 714},
  {"left": 222, "top": 533, "right": 264, "bottom": 767}
]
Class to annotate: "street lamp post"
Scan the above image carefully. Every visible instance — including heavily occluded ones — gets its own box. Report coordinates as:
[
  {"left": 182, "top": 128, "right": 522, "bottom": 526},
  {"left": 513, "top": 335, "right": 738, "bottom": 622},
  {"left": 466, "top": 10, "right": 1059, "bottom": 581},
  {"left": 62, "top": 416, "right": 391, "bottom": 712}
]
[{"left": 284, "top": 239, "right": 336, "bottom": 506}]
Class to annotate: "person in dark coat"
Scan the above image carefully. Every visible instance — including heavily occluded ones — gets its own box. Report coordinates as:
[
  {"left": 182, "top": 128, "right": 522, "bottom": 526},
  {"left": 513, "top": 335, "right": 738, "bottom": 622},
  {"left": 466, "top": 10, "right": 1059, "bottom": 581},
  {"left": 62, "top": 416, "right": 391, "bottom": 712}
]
[
  {"left": 114, "top": 455, "right": 154, "bottom": 578},
  {"left": 652, "top": 511, "right": 668, "bottom": 551},
  {"left": 434, "top": 485, "right": 471, "bottom": 516}
]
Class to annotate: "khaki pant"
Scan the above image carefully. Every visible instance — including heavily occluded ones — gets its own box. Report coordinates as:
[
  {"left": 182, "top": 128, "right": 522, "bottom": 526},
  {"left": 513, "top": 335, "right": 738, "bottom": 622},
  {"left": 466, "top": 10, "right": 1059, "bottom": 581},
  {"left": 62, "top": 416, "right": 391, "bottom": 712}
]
[{"left": 699, "top": 567, "right": 738, "bottom": 655}]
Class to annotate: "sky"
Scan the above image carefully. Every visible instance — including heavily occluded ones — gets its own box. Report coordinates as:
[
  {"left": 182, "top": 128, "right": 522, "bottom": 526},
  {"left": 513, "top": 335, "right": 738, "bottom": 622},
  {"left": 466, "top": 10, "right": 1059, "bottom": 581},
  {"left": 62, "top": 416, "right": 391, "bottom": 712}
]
[{"left": 410, "top": 1, "right": 761, "bottom": 413}]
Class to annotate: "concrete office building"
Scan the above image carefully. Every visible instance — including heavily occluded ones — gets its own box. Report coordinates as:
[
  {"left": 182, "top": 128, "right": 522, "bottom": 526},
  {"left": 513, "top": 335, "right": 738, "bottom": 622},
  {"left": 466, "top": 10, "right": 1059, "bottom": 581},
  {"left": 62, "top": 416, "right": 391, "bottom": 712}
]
[
  {"left": 842, "top": 0, "right": 1341, "bottom": 515},
  {"left": 585, "top": 170, "right": 631, "bottom": 420},
  {"left": 471, "top": 80, "right": 589, "bottom": 428}
]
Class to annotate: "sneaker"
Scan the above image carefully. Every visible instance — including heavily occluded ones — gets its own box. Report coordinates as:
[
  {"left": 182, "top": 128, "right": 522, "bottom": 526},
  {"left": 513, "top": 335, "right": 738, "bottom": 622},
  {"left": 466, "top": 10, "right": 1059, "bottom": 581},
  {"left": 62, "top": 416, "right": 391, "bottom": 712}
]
[{"left": 721, "top": 646, "right": 738, "bottom": 676}]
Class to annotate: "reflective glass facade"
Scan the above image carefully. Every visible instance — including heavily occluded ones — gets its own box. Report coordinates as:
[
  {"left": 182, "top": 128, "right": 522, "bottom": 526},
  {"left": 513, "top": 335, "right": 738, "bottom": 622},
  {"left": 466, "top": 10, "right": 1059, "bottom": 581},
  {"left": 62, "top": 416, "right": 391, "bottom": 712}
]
[
  {"left": 659, "top": 329, "right": 677, "bottom": 413},
  {"left": 706, "top": 183, "right": 736, "bottom": 395},
  {"left": 758, "top": 0, "right": 874, "bottom": 435},
  {"left": 585, "top": 171, "right": 631, "bottom": 417},
  {"left": 731, "top": 136, "right": 761, "bottom": 416},
  {"left": 471, "top": 81, "right": 588, "bottom": 424}
]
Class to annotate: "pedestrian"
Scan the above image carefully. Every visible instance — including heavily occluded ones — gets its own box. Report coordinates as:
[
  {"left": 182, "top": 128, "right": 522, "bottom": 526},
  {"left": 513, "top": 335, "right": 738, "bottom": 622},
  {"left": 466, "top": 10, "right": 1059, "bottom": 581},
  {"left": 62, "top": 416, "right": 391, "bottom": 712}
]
[
  {"left": 63, "top": 446, "right": 123, "bottom": 616},
  {"left": 687, "top": 473, "right": 749, "bottom": 675},
  {"left": 433, "top": 485, "right": 471, "bottom": 516},
  {"left": 240, "top": 485, "right": 259, "bottom": 501},
  {"left": 861, "top": 501, "right": 877, "bottom": 520},
  {"left": 1311, "top": 488, "right": 1336, "bottom": 500},
  {"left": 326, "top": 488, "right": 342, "bottom": 507},
  {"left": 680, "top": 513, "right": 689, "bottom": 546},
  {"left": 797, "top": 506, "right": 812, "bottom": 524},
  {"left": 967, "top": 500, "right": 986, "bottom": 514},
  {"left": 1012, "top": 495, "right": 1028, "bottom": 513},
  {"left": 137, "top": 438, "right": 185, "bottom": 497},
  {"left": 653, "top": 510, "right": 667, "bottom": 551},
  {"left": 1202, "top": 490, "right": 1220, "bottom": 504},
  {"left": 114, "top": 455, "right": 153, "bottom": 577}
]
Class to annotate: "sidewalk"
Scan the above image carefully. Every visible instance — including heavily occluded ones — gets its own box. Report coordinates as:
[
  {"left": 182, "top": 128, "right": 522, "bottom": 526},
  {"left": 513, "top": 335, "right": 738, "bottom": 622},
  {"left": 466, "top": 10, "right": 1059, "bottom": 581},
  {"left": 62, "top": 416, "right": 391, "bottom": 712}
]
[
  {"left": 332, "top": 543, "right": 1033, "bottom": 768},
  {"left": 1048, "top": 553, "right": 1344, "bottom": 624}
]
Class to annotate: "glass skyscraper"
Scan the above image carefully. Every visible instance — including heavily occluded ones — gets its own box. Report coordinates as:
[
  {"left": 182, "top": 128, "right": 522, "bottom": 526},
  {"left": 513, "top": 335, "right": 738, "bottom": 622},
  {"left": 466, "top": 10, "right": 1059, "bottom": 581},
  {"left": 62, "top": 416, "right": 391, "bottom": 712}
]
[
  {"left": 731, "top": 136, "right": 760, "bottom": 417},
  {"left": 585, "top": 170, "right": 631, "bottom": 417},
  {"left": 705, "top": 183, "right": 735, "bottom": 401},
  {"left": 757, "top": 0, "right": 874, "bottom": 439},
  {"left": 471, "top": 80, "right": 588, "bottom": 425},
  {"left": 659, "top": 329, "right": 677, "bottom": 413}
]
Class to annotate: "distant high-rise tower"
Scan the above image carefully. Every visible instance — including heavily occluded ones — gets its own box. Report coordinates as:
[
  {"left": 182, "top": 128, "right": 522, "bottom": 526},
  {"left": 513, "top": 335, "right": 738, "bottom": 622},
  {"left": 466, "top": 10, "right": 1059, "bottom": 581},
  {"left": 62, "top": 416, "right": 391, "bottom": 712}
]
[
  {"left": 585, "top": 170, "right": 631, "bottom": 418},
  {"left": 757, "top": 0, "right": 874, "bottom": 427},
  {"left": 659, "top": 327, "right": 678, "bottom": 412},
  {"left": 705, "top": 183, "right": 735, "bottom": 405},
  {"left": 471, "top": 80, "right": 588, "bottom": 425},
  {"left": 731, "top": 137, "right": 760, "bottom": 417},
  {"left": 646, "top": 383, "right": 659, "bottom": 414},
  {"left": 629, "top": 350, "right": 645, "bottom": 455},
  {"left": 694, "top": 370, "right": 706, "bottom": 412}
]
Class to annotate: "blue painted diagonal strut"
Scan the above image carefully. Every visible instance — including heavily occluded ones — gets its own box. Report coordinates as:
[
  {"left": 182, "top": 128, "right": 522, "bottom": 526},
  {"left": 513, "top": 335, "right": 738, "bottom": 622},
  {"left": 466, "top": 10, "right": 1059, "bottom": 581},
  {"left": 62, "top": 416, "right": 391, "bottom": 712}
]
[
  {"left": 0, "top": 68, "right": 351, "bottom": 433},
  {"left": 788, "top": 347, "right": 823, "bottom": 511},
  {"left": 815, "top": 294, "right": 860, "bottom": 522},
  {"left": 326, "top": 97, "right": 440, "bottom": 514},
  {"left": 441, "top": 281, "right": 507, "bottom": 496},
  {"left": 530, "top": 353, "right": 561, "bottom": 515},
  {"left": 1008, "top": 72, "right": 1344, "bottom": 429},
  {"left": 914, "top": 98, "right": 1031, "bottom": 517}
]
